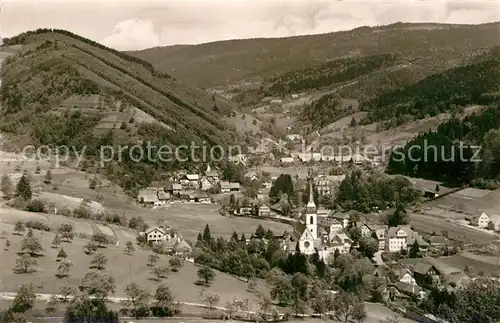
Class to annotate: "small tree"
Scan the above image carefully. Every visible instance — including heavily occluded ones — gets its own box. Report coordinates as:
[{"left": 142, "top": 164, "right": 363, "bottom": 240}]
[
  {"left": 90, "top": 252, "right": 108, "bottom": 270},
  {"left": 152, "top": 266, "right": 169, "bottom": 281},
  {"left": 91, "top": 232, "right": 109, "bottom": 248},
  {"left": 11, "top": 283, "right": 36, "bottom": 313},
  {"left": 409, "top": 240, "right": 420, "bottom": 258},
  {"left": 5, "top": 239, "right": 11, "bottom": 250},
  {"left": 14, "top": 254, "right": 37, "bottom": 273},
  {"left": 1, "top": 174, "right": 13, "bottom": 199},
  {"left": 148, "top": 254, "right": 160, "bottom": 267},
  {"left": 21, "top": 231, "right": 44, "bottom": 256},
  {"left": 203, "top": 292, "right": 220, "bottom": 309},
  {"left": 154, "top": 284, "right": 174, "bottom": 307},
  {"left": 56, "top": 259, "right": 73, "bottom": 278},
  {"left": 57, "top": 248, "right": 67, "bottom": 260},
  {"left": 58, "top": 283, "right": 76, "bottom": 303},
  {"left": 352, "top": 301, "right": 367, "bottom": 323},
  {"left": 125, "top": 241, "right": 135, "bottom": 255},
  {"left": 44, "top": 170, "right": 52, "bottom": 184},
  {"left": 52, "top": 234, "right": 62, "bottom": 248},
  {"left": 45, "top": 294, "right": 58, "bottom": 314},
  {"left": 84, "top": 241, "right": 98, "bottom": 255},
  {"left": 58, "top": 224, "right": 74, "bottom": 242},
  {"left": 169, "top": 256, "right": 183, "bottom": 272},
  {"left": 14, "top": 221, "right": 25, "bottom": 235},
  {"left": 197, "top": 266, "right": 215, "bottom": 286},
  {"left": 15, "top": 174, "right": 32, "bottom": 200}
]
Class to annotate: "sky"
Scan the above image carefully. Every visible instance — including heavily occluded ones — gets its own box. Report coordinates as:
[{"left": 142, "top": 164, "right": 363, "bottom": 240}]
[{"left": 2, "top": 0, "right": 500, "bottom": 51}]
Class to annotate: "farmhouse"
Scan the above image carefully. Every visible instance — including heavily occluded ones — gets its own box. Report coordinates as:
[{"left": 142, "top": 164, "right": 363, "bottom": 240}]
[
  {"left": 199, "top": 176, "right": 214, "bottom": 191},
  {"left": 327, "top": 211, "right": 349, "bottom": 229},
  {"left": 220, "top": 181, "right": 231, "bottom": 193},
  {"left": 429, "top": 235, "right": 449, "bottom": 247},
  {"left": 170, "top": 183, "right": 182, "bottom": 196},
  {"left": 386, "top": 226, "right": 411, "bottom": 253},
  {"left": 144, "top": 226, "right": 166, "bottom": 244},
  {"left": 280, "top": 157, "right": 295, "bottom": 164},
  {"left": 488, "top": 214, "right": 500, "bottom": 231},
  {"left": 472, "top": 211, "right": 490, "bottom": 228},
  {"left": 229, "top": 182, "right": 240, "bottom": 192},
  {"left": 157, "top": 189, "right": 170, "bottom": 205},
  {"left": 258, "top": 204, "right": 271, "bottom": 216},
  {"left": 137, "top": 188, "right": 163, "bottom": 207},
  {"left": 204, "top": 164, "right": 220, "bottom": 182},
  {"left": 398, "top": 269, "right": 417, "bottom": 285},
  {"left": 180, "top": 174, "right": 200, "bottom": 188},
  {"left": 315, "top": 175, "right": 334, "bottom": 197}
]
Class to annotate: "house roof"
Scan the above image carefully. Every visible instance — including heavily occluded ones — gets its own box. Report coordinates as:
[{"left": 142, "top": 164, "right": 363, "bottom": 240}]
[
  {"left": 387, "top": 226, "right": 412, "bottom": 238},
  {"left": 158, "top": 191, "right": 170, "bottom": 200},
  {"left": 220, "top": 181, "right": 230, "bottom": 189},
  {"left": 229, "top": 182, "right": 240, "bottom": 189},
  {"left": 407, "top": 232, "right": 429, "bottom": 247},
  {"left": 185, "top": 174, "right": 199, "bottom": 181},
  {"left": 172, "top": 183, "right": 182, "bottom": 190},
  {"left": 429, "top": 235, "right": 448, "bottom": 245},
  {"left": 292, "top": 222, "right": 307, "bottom": 240},
  {"left": 144, "top": 226, "right": 165, "bottom": 235}
]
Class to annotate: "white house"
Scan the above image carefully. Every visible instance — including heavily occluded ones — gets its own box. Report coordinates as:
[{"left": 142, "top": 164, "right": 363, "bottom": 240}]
[
  {"left": 258, "top": 204, "right": 271, "bottom": 216},
  {"left": 385, "top": 226, "right": 411, "bottom": 253},
  {"left": 280, "top": 157, "right": 295, "bottom": 164},
  {"left": 144, "top": 226, "right": 166, "bottom": 244},
  {"left": 199, "top": 176, "right": 214, "bottom": 191},
  {"left": 220, "top": 181, "right": 231, "bottom": 193},
  {"left": 472, "top": 211, "right": 490, "bottom": 228},
  {"left": 398, "top": 269, "right": 417, "bottom": 285}
]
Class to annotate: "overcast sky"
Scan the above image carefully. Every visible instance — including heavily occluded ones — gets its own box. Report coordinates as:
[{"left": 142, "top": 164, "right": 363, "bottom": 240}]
[{"left": 2, "top": 0, "right": 500, "bottom": 51}]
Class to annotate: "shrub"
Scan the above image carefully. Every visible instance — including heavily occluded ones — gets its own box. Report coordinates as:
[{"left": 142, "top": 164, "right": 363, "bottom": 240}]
[
  {"left": 25, "top": 199, "right": 47, "bottom": 213},
  {"left": 25, "top": 220, "right": 51, "bottom": 232}
]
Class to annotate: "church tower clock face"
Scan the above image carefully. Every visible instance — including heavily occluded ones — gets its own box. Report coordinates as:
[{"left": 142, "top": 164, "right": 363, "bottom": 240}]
[{"left": 304, "top": 241, "right": 310, "bottom": 248}]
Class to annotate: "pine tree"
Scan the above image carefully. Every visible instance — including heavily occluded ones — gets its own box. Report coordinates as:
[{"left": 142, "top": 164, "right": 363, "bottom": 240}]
[
  {"left": 15, "top": 174, "right": 32, "bottom": 200},
  {"left": 57, "top": 248, "right": 67, "bottom": 259},
  {"left": 409, "top": 241, "right": 420, "bottom": 258},
  {"left": 202, "top": 224, "right": 211, "bottom": 242},
  {"left": 44, "top": 170, "right": 52, "bottom": 184},
  {"left": 1, "top": 174, "right": 13, "bottom": 199}
]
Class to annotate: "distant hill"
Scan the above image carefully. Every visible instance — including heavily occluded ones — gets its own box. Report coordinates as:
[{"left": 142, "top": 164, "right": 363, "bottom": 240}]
[
  {"left": 0, "top": 29, "right": 241, "bottom": 194},
  {"left": 130, "top": 22, "right": 500, "bottom": 88}
]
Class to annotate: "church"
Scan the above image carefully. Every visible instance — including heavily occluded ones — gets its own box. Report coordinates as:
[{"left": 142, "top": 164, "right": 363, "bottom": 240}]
[{"left": 283, "top": 174, "right": 353, "bottom": 262}]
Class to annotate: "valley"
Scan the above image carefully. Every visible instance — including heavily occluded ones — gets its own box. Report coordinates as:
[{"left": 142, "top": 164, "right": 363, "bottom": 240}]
[{"left": 1, "top": 21, "right": 500, "bottom": 323}]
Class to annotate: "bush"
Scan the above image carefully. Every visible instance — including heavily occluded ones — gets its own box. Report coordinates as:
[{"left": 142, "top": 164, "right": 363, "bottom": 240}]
[
  {"left": 25, "top": 199, "right": 46, "bottom": 213},
  {"left": 25, "top": 220, "right": 51, "bottom": 232}
]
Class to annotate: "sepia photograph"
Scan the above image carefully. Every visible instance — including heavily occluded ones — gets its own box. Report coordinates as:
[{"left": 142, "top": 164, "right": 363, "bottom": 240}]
[{"left": 1, "top": 1, "right": 500, "bottom": 322}]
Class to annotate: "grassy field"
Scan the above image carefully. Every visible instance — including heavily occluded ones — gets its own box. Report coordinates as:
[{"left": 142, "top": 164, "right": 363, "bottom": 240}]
[{"left": 0, "top": 227, "right": 265, "bottom": 308}]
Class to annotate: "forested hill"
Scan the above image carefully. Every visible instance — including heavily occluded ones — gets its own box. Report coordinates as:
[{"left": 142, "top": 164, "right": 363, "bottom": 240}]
[
  {"left": 0, "top": 29, "right": 240, "bottom": 195},
  {"left": 0, "top": 29, "right": 239, "bottom": 148},
  {"left": 130, "top": 22, "right": 500, "bottom": 88},
  {"left": 361, "top": 47, "right": 500, "bottom": 126}
]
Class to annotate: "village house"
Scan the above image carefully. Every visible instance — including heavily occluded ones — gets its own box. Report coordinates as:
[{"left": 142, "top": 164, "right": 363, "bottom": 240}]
[
  {"left": 220, "top": 181, "right": 231, "bottom": 193},
  {"left": 386, "top": 226, "right": 411, "bottom": 253},
  {"left": 286, "top": 134, "right": 302, "bottom": 142},
  {"left": 228, "top": 154, "right": 247, "bottom": 165},
  {"left": 280, "top": 157, "right": 295, "bottom": 164},
  {"left": 180, "top": 174, "right": 200, "bottom": 188},
  {"left": 230, "top": 182, "right": 240, "bottom": 192},
  {"left": 157, "top": 189, "right": 170, "bottom": 205},
  {"left": 325, "top": 218, "right": 343, "bottom": 235},
  {"left": 327, "top": 211, "right": 349, "bottom": 229},
  {"left": 179, "top": 191, "right": 197, "bottom": 202},
  {"left": 398, "top": 269, "right": 417, "bottom": 285},
  {"left": 412, "top": 261, "right": 442, "bottom": 286},
  {"left": 238, "top": 206, "right": 253, "bottom": 216},
  {"left": 170, "top": 183, "right": 182, "bottom": 196},
  {"left": 407, "top": 231, "right": 430, "bottom": 252},
  {"left": 138, "top": 187, "right": 172, "bottom": 207},
  {"left": 315, "top": 175, "right": 334, "bottom": 197},
  {"left": 204, "top": 164, "right": 220, "bottom": 182},
  {"left": 362, "top": 223, "right": 387, "bottom": 250},
  {"left": 258, "top": 204, "right": 271, "bottom": 216},
  {"left": 429, "top": 235, "right": 449, "bottom": 248},
  {"left": 488, "top": 214, "right": 500, "bottom": 231},
  {"left": 472, "top": 211, "right": 490, "bottom": 228},
  {"left": 143, "top": 226, "right": 167, "bottom": 244},
  {"left": 199, "top": 176, "right": 214, "bottom": 191}
]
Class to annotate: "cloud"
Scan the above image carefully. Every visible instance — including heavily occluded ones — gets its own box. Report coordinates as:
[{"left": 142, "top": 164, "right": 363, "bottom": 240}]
[{"left": 101, "top": 19, "right": 160, "bottom": 50}]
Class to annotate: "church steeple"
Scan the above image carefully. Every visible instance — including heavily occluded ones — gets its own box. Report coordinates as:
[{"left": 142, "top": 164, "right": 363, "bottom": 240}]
[{"left": 306, "top": 168, "right": 317, "bottom": 239}]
